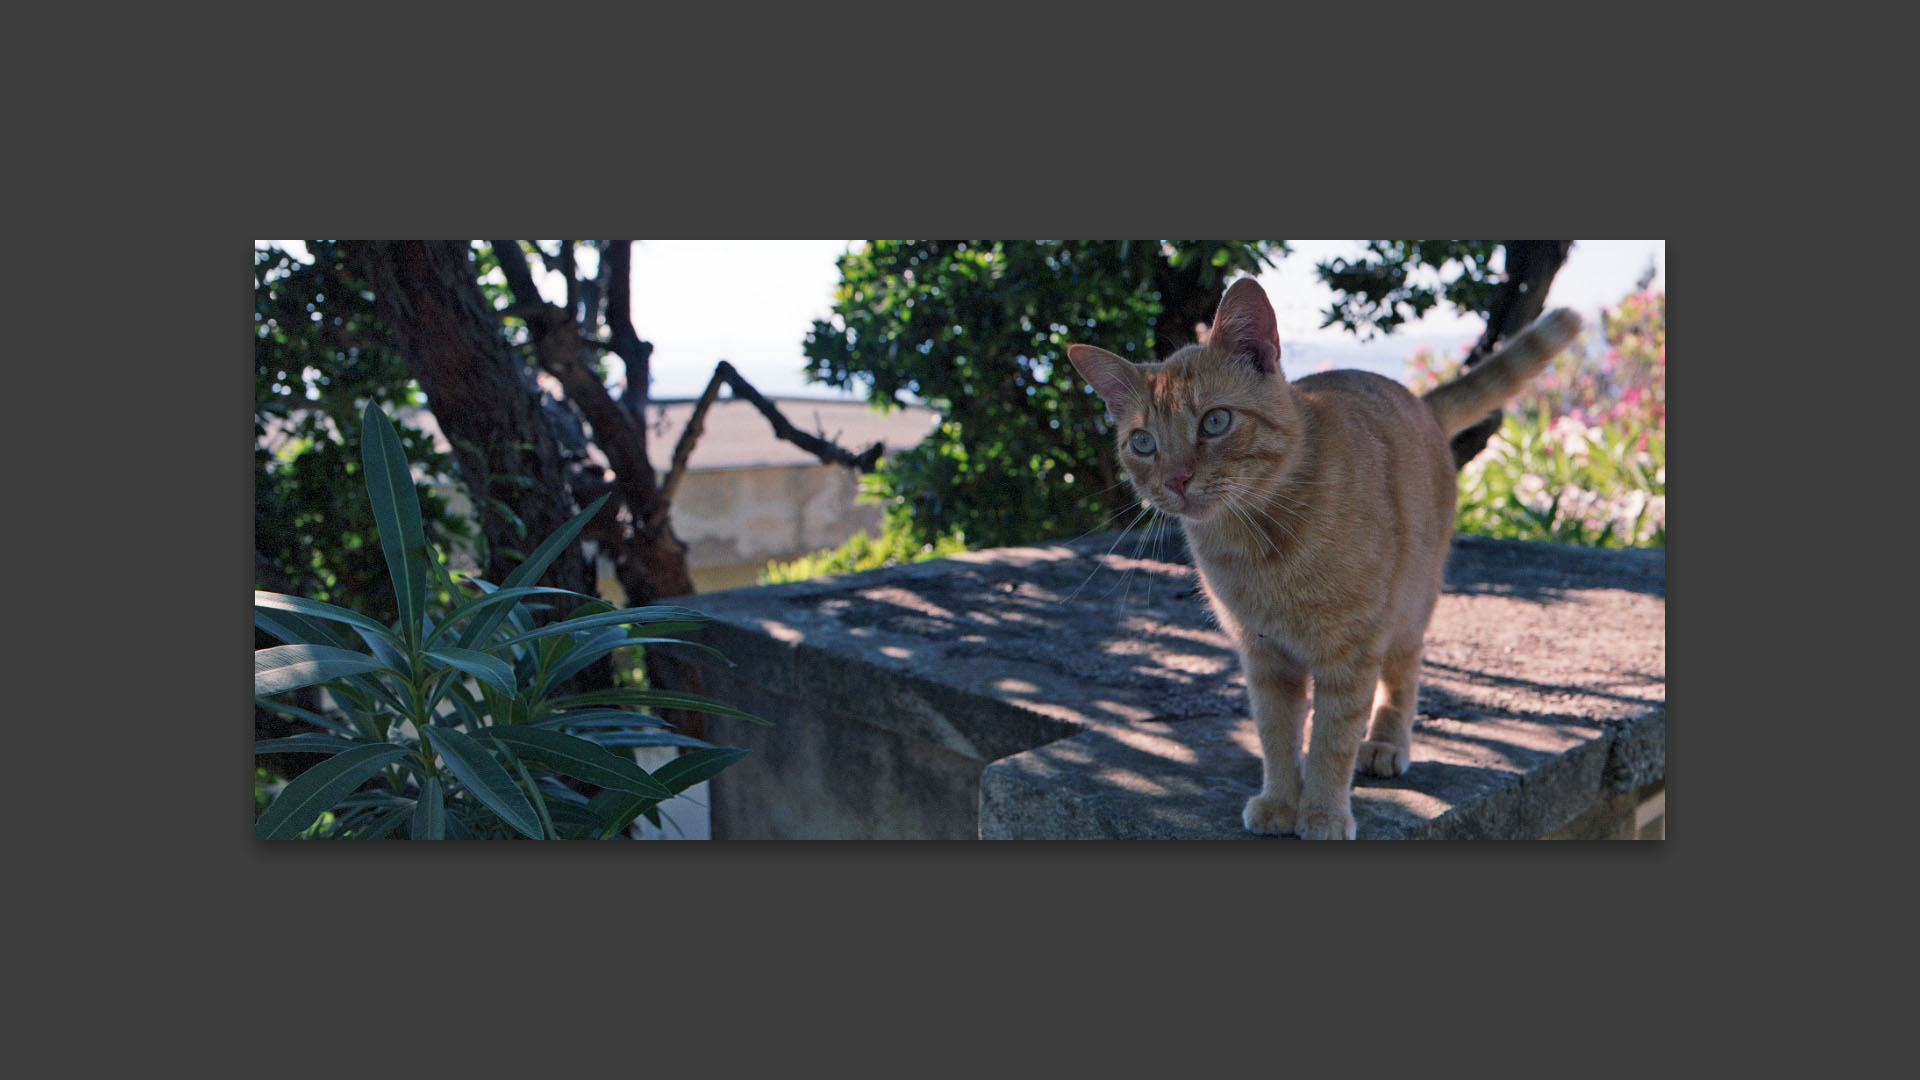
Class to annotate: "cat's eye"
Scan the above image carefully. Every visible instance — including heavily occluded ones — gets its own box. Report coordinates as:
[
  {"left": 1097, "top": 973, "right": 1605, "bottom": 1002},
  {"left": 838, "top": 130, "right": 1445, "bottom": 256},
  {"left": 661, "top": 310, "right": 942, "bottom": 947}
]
[
  {"left": 1129, "top": 430, "right": 1156, "bottom": 455},
  {"left": 1201, "top": 408, "right": 1232, "bottom": 436}
]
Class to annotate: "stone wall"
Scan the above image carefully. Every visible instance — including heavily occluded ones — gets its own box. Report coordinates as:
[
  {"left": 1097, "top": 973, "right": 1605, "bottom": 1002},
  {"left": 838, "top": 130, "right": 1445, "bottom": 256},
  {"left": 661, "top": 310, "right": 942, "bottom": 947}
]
[{"left": 680, "top": 532, "right": 1666, "bottom": 840}]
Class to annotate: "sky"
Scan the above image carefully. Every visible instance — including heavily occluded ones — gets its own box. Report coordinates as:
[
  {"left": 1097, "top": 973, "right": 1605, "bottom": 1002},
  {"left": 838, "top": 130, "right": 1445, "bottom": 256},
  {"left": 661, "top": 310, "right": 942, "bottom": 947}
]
[
  {"left": 621, "top": 239, "right": 1665, "bottom": 399},
  {"left": 260, "top": 240, "right": 1665, "bottom": 401}
]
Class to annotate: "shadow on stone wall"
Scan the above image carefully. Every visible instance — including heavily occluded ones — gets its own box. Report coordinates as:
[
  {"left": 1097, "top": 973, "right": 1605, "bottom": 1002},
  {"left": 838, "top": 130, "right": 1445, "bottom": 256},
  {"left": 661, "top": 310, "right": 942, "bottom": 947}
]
[{"left": 686, "top": 529, "right": 1666, "bottom": 839}]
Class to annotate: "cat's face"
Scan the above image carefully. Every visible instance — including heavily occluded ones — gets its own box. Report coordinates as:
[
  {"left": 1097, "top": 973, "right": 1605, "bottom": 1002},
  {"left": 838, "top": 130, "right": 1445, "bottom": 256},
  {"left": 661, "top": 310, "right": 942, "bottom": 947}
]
[
  {"left": 1067, "top": 278, "right": 1300, "bottom": 525},
  {"left": 1070, "top": 346, "right": 1300, "bottom": 523}
]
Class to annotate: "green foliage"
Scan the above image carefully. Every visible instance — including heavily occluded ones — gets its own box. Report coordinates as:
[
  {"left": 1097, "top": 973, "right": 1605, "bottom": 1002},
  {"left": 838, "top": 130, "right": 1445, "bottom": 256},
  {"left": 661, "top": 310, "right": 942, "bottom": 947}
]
[
  {"left": 1412, "top": 287, "right": 1667, "bottom": 548},
  {"left": 255, "top": 242, "right": 475, "bottom": 615},
  {"left": 1453, "top": 408, "right": 1665, "bottom": 547},
  {"left": 254, "top": 404, "right": 765, "bottom": 840},
  {"left": 802, "top": 241, "right": 1286, "bottom": 550},
  {"left": 1315, "top": 241, "right": 1502, "bottom": 339},
  {"left": 760, "top": 512, "right": 969, "bottom": 584}
]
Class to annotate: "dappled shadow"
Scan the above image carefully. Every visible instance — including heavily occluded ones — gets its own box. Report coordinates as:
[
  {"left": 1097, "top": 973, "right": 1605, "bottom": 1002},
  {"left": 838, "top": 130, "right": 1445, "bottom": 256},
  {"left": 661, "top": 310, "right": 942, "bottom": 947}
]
[
  {"left": 1443, "top": 535, "right": 1666, "bottom": 602},
  {"left": 689, "top": 528, "right": 1666, "bottom": 839},
  {"left": 1420, "top": 659, "right": 1662, "bottom": 715}
]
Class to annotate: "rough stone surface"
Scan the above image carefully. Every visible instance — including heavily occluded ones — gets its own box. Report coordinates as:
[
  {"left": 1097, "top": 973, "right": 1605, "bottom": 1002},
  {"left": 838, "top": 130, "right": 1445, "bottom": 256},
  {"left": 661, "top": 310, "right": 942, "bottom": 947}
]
[{"left": 681, "top": 531, "right": 1665, "bottom": 840}]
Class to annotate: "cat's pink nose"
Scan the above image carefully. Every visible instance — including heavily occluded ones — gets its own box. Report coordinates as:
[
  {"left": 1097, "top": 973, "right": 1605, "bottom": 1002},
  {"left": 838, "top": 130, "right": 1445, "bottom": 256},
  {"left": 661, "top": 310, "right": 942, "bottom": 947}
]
[{"left": 1167, "top": 473, "right": 1192, "bottom": 497}]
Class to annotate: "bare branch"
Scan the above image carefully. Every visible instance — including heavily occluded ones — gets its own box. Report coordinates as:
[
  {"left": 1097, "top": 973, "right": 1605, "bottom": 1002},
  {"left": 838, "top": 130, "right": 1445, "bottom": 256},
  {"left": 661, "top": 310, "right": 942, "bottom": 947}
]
[
  {"left": 650, "top": 365, "right": 732, "bottom": 531},
  {"left": 488, "top": 241, "right": 544, "bottom": 313},
  {"left": 603, "top": 241, "right": 654, "bottom": 425},
  {"left": 716, "top": 360, "right": 886, "bottom": 471},
  {"left": 1449, "top": 240, "right": 1573, "bottom": 468},
  {"left": 648, "top": 359, "right": 886, "bottom": 533}
]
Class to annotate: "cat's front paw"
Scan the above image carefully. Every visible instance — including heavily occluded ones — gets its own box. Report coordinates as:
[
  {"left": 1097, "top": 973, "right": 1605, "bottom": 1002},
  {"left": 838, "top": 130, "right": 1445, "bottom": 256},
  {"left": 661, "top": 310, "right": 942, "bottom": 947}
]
[
  {"left": 1294, "top": 806, "right": 1357, "bottom": 840},
  {"left": 1355, "top": 740, "right": 1410, "bottom": 778},
  {"left": 1242, "top": 793, "right": 1298, "bottom": 836}
]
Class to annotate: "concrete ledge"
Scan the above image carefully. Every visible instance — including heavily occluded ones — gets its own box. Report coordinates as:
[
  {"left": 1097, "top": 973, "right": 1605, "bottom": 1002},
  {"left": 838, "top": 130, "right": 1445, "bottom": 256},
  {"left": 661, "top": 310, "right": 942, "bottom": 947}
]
[{"left": 684, "top": 532, "right": 1664, "bottom": 840}]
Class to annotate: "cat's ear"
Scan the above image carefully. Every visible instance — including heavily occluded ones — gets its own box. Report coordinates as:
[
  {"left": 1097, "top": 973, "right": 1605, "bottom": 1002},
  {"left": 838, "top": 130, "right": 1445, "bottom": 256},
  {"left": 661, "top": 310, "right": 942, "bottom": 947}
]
[
  {"left": 1066, "top": 344, "right": 1143, "bottom": 416},
  {"left": 1208, "top": 277, "right": 1282, "bottom": 375}
]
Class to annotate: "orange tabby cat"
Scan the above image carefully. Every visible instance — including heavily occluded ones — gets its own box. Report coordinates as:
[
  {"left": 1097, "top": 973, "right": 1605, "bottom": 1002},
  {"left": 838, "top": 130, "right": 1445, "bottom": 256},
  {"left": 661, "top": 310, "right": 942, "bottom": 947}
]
[{"left": 1067, "top": 278, "right": 1581, "bottom": 839}]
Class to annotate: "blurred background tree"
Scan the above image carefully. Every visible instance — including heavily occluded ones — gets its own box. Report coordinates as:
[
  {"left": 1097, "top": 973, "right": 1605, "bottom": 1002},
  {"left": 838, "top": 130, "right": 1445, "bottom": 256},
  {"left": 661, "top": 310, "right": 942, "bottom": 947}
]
[
  {"left": 1313, "top": 240, "right": 1572, "bottom": 466},
  {"left": 801, "top": 241, "right": 1289, "bottom": 550},
  {"left": 255, "top": 243, "right": 482, "bottom": 781},
  {"left": 254, "top": 242, "right": 476, "bottom": 614}
]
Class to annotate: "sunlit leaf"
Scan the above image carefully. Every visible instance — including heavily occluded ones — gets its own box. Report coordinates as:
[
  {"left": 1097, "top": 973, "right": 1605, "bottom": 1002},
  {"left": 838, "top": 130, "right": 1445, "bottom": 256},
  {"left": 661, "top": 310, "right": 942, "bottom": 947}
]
[
  {"left": 425, "top": 647, "right": 520, "bottom": 698},
  {"left": 255, "top": 644, "right": 392, "bottom": 697}
]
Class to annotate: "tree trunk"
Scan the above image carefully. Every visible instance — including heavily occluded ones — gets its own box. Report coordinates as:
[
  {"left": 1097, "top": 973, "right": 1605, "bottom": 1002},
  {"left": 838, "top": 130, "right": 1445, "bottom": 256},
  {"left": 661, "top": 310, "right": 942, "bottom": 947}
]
[
  {"left": 1151, "top": 249, "right": 1229, "bottom": 355},
  {"left": 344, "top": 241, "right": 597, "bottom": 601},
  {"left": 1449, "top": 240, "right": 1573, "bottom": 468},
  {"left": 484, "top": 241, "right": 698, "bottom": 605}
]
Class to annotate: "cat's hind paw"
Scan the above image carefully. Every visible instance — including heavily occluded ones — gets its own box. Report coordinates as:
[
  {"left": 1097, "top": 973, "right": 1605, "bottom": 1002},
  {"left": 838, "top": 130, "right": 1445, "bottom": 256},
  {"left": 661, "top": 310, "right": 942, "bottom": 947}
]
[
  {"left": 1242, "top": 794, "right": 1297, "bottom": 837},
  {"left": 1294, "top": 806, "right": 1357, "bottom": 840},
  {"left": 1356, "top": 740, "right": 1410, "bottom": 778}
]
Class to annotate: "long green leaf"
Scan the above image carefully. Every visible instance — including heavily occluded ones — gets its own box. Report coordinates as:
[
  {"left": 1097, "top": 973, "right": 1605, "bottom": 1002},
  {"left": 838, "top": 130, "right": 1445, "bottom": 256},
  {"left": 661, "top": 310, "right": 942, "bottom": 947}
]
[
  {"left": 547, "top": 687, "right": 768, "bottom": 725},
  {"left": 354, "top": 626, "right": 412, "bottom": 676},
  {"left": 254, "top": 697, "right": 359, "bottom": 738},
  {"left": 454, "top": 494, "right": 612, "bottom": 649},
  {"left": 499, "top": 743, "right": 558, "bottom": 840},
  {"left": 584, "top": 731, "right": 717, "bottom": 750},
  {"left": 424, "top": 647, "right": 520, "bottom": 698},
  {"left": 484, "top": 727, "right": 674, "bottom": 801},
  {"left": 254, "top": 734, "right": 359, "bottom": 756},
  {"left": 255, "top": 591, "right": 398, "bottom": 643},
  {"left": 583, "top": 746, "right": 750, "bottom": 840},
  {"left": 426, "top": 585, "right": 583, "bottom": 650},
  {"left": 536, "top": 627, "right": 640, "bottom": 693},
  {"left": 255, "top": 742, "right": 414, "bottom": 840},
  {"left": 255, "top": 607, "right": 351, "bottom": 650},
  {"left": 586, "top": 787, "right": 654, "bottom": 839},
  {"left": 351, "top": 806, "right": 411, "bottom": 841},
  {"left": 528, "top": 709, "right": 674, "bottom": 730},
  {"left": 489, "top": 606, "right": 711, "bottom": 650},
  {"left": 504, "top": 493, "right": 610, "bottom": 593},
  {"left": 361, "top": 402, "right": 430, "bottom": 650},
  {"left": 255, "top": 645, "right": 393, "bottom": 697},
  {"left": 539, "top": 798, "right": 600, "bottom": 832},
  {"left": 412, "top": 777, "right": 446, "bottom": 839},
  {"left": 652, "top": 747, "right": 750, "bottom": 794},
  {"left": 424, "top": 725, "right": 544, "bottom": 839},
  {"left": 438, "top": 685, "right": 487, "bottom": 731}
]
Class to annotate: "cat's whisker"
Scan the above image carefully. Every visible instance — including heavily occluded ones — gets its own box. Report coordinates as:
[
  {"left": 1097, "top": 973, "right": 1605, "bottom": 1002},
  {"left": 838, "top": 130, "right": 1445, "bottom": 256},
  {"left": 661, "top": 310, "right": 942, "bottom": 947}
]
[
  {"left": 1212, "top": 477, "right": 1309, "bottom": 535},
  {"left": 1056, "top": 495, "right": 1156, "bottom": 549},
  {"left": 1147, "top": 506, "right": 1172, "bottom": 602},
  {"left": 1217, "top": 490, "right": 1282, "bottom": 560},
  {"left": 1221, "top": 482, "right": 1302, "bottom": 544},
  {"left": 1065, "top": 501, "right": 1153, "bottom": 604},
  {"left": 1215, "top": 481, "right": 1294, "bottom": 553}
]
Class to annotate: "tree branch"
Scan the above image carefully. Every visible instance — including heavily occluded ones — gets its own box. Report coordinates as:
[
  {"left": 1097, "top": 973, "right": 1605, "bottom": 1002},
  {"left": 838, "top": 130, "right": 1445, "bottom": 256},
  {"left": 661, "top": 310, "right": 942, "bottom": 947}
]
[
  {"left": 603, "top": 242, "right": 653, "bottom": 396},
  {"left": 488, "top": 241, "right": 544, "bottom": 314},
  {"left": 650, "top": 359, "right": 886, "bottom": 532},
  {"left": 488, "top": 241, "right": 668, "bottom": 535},
  {"left": 1449, "top": 240, "right": 1573, "bottom": 468}
]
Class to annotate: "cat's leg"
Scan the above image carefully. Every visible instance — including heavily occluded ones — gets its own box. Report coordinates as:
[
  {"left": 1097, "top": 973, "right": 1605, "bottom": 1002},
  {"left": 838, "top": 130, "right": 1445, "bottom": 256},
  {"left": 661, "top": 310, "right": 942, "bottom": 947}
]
[
  {"left": 1356, "top": 643, "right": 1420, "bottom": 778},
  {"left": 1296, "top": 665, "right": 1376, "bottom": 840},
  {"left": 1240, "top": 645, "right": 1309, "bottom": 837}
]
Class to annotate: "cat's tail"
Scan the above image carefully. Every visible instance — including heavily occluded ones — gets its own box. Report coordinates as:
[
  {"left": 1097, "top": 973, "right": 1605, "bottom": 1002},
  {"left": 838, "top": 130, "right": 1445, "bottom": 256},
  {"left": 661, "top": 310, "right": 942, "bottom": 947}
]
[{"left": 1421, "top": 308, "right": 1584, "bottom": 437}]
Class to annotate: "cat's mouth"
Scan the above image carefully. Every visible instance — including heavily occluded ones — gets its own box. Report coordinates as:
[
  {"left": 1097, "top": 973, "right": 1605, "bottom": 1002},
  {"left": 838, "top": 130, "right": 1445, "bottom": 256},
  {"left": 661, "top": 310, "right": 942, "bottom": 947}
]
[{"left": 1154, "top": 489, "right": 1222, "bottom": 523}]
